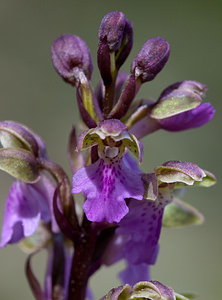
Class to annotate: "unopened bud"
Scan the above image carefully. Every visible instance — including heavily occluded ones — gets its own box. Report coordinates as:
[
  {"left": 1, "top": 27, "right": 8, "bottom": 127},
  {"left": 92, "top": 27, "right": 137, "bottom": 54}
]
[
  {"left": 98, "top": 11, "right": 133, "bottom": 85},
  {"left": 132, "top": 37, "right": 170, "bottom": 83},
  {"left": 101, "top": 281, "right": 185, "bottom": 300},
  {"left": 99, "top": 11, "right": 126, "bottom": 52},
  {"left": 51, "top": 34, "right": 93, "bottom": 86},
  {"left": 0, "top": 121, "right": 39, "bottom": 157}
]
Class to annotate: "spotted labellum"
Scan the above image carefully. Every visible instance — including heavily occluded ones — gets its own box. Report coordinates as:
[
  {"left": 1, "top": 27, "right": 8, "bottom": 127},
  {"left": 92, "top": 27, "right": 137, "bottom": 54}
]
[{"left": 72, "top": 119, "right": 144, "bottom": 223}]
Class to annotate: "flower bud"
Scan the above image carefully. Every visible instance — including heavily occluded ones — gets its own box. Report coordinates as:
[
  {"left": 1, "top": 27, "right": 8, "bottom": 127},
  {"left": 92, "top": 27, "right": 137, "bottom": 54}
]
[
  {"left": 98, "top": 11, "right": 133, "bottom": 85},
  {"left": 99, "top": 11, "right": 126, "bottom": 52},
  {"left": 51, "top": 34, "right": 93, "bottom": 86},
  {"left": 101, "top": 281, "right": 185, "bottom": 300},
  {"left": 0, "top": 121, "right": 48, "bottom": 158},
  {"left": 132, "top": 37, "right": 170, "bottom": 83},
  {"left": 0, "top": 121, "right": 39, "bottom": 156},
  {"left": 149, "top": 80, "right": 215, "bottom": 131},
  {"left": 100, "top": 284, "right": 132, "bottom": 300}
]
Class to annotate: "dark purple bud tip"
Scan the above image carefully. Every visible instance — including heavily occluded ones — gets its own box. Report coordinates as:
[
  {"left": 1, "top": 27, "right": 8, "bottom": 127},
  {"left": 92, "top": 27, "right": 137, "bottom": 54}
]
[
  {"left": 51, "top": 34, "right": 93, "bottom": 86},
  {"left": 98, "top": 11, "right": 133, "bottom": 85},
  {"left": 99, "top": 11, "right": 126, "bottom": 52},
  {"left": 132, "top": 37, "right": 170, "bottom": 83}
]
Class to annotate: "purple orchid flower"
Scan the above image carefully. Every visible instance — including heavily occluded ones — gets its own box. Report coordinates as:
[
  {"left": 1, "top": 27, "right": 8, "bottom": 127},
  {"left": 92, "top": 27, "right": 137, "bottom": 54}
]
[
  {"left": 102, "top": 160, "right": 207, "bottom": 285},
  {"left": 130, "top": 80, "right": 215, "bottom": 139},
  {"left": 1, "top": 174, "right": 58, "bottom": 247},
  {"left": 72, "top": 119, "right": 144, "bottom": 223}
]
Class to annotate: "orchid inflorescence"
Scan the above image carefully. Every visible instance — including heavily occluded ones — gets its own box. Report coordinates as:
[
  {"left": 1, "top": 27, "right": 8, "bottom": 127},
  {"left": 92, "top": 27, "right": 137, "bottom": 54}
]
[{"left": 0, "top": 10, "right": 216, "bottom": 300}]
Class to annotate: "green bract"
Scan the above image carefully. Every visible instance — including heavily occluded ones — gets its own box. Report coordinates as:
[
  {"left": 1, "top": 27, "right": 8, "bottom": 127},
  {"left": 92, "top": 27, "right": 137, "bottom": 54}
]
[{"left": 162, "top": 198, "right": 204, "bottom": 227}]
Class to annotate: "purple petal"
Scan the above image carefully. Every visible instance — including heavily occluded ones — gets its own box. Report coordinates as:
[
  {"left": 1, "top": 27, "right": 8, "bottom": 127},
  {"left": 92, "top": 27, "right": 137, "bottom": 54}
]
[
  {"left": 159, "top": 102, "right": 215, "bottom": 131},
  {"left": 1, "top": 175, "right": 56, "bottom": 247},
  {"left": 104, "top": 196, "right": 171, "bottom": 266},
  {"left": 1, "top": 180, "right": 41, "bottom": 247},
  {"left": 116, "top": 199, "right": 162, "bottom": 265},
  {"left": 119, "top": 263, "right": 150, "bottom": 285},
  {"left": 122, "top": 153, "right": 141, "bottom": 174},
  {"left": 72, "top": 158, "right": 144, "bottom": 223},
  {"left": 33, "top": 174, "right": 59, "bottom": 233}
]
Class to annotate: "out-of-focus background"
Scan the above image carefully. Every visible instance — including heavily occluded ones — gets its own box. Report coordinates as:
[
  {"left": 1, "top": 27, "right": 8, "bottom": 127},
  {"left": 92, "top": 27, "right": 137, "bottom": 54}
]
[{"left": 0, "top": 0, "right": 221, "bottom": 299}]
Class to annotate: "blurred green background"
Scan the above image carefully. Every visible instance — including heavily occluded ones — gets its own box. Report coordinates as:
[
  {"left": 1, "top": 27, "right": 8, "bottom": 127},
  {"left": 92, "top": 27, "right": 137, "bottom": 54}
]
[{"left": 0, "top": 0, "right": 221, "bottom": 299}]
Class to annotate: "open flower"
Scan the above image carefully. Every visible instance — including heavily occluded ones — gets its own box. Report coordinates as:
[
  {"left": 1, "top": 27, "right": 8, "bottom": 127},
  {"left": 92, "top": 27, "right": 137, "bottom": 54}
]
[
  {"left": 72, "top": 119, "right": 144, "bottom": 223},
  {"left": 102, "top": 160, "right": 214, "bottom": 285},
  {"left": 130, "top": 80, "right": 215, "bottom": 139}
]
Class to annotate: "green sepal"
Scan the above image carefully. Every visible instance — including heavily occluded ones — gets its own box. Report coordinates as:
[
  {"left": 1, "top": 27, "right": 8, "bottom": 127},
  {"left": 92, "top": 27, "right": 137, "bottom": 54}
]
[
  {"left": 77, "top": 129, "right": 98, "bottom": 151},
  {"left": 194, "top": 170, "right": 216, "bottom": 187},
  {"left": 175, "top": 292, "right": 197, "bottom": 300},
  {"left": 173, "top": 170, "right": 217, "bottom": 189},
  {"left": 175, "top": 293, "right": 192, "bottom": 300},
  {"left": 124, "top": 134, "right": 142, "bottom": 162},
  {"left": 80, "top": 79, "right": 100, "bottom": 124},
  {"left": 150, "top": 91, "right": 201, "bottom": 119},
  {"left": 157, "top": 169, "right": 195, "bottom": 185},
  {"left": 81, "top": 133, "right": 99, "bottom": 150},
  {"left": 0, "top": 148, "right": 40, "bottom": 182},
  {"left": 0, "top": 130, "right": 25, "bottom": 148},
  {"left": 162, "top": 197, "right": 204, "bottom": 227},
  {"left": 117, "top": 284, "right": 133, "bottom": 300}
]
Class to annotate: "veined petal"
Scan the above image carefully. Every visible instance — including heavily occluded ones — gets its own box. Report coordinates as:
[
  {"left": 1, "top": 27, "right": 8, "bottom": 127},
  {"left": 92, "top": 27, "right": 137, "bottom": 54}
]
[
  {"left": 103, "top": 191, "right": 172, "bottom": 267},
  {"left": 72, "top": 157, "right": 144, "bottom": 223},
  {"left": 1, "top": 175, "right": 56, "bottom": 247},
  {"left": 1, "top": 181, "right": 41, "bottom": 247},
  {"left": 115, "top": 199, "right": 162, "bottom": 265}
]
